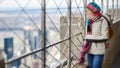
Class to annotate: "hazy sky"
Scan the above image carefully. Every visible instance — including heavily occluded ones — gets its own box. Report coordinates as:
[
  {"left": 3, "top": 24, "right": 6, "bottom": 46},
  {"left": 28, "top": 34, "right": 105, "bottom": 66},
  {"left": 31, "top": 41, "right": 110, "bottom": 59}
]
[
  {"left": 0, "top": 0, "right": 117, "bottom": 10},
  {"left": 0, "top": 0, "right": 84, "bottom": 9},
  {"left": 0, "top": 0, "right": 40, "bottom": 9}
]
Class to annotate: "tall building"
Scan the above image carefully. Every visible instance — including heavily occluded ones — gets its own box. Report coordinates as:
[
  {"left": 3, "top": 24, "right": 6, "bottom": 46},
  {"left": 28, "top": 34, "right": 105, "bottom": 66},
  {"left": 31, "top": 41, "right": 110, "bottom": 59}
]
[
  {"left": 4, "top": 37, "right": 21, "bottom": 68},
  {"left": 23, "top": 26, "right": 34, "bottom": 50},
  {"left": 23, "top": 26, "right": 42, "bottom": 51},
  {"left": 60, "top": 13, "right": 85, "bottom": 59},
  {"left": 4, "top": 37, "right": 13, "bottom": 60}
]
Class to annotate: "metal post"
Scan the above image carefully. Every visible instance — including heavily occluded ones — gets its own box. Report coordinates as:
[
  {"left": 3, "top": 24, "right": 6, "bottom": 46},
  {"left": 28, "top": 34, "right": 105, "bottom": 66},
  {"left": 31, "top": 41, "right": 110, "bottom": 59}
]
[
  {"left": 116, "top": 0, "right": 118, "bottom": 13},
  {"left": 101, "top": 0, "right": 103, "bottom": 13},
  {"left": 116, "top": 0, "right": 118, "bottom": 19},
  {"left": 67, "top": 0, "right": 72, "bottom": 68},
  {"left": 83, "top": 0, "right": 87, "bottom": 36},
  {"left": 107, "top": 0, "right": 108, "bottom": 10},
  {"left": 83, "top": 0, "right": 87, "bottom": 23},
  {"left": 112, "top": 0, "right": 114, "bottom": 20},
  {"left": 118, "top": 0, "right": 119, "bottom": 8},
  {"left": 41, "top": 0, "right": 46, "bottom": 68}
]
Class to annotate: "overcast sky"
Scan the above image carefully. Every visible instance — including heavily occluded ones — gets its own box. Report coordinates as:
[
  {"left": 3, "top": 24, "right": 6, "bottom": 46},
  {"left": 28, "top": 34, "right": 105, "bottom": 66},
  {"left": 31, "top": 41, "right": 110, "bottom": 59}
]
[
  {"left": 0, "top": 0, "right": 117, "bottom": 10},
  {"left": 0, "top": 0, "right": 88, "bottom": 9},
  {"left": 0, "top": 0, "right": 68, "bottom": 9}
]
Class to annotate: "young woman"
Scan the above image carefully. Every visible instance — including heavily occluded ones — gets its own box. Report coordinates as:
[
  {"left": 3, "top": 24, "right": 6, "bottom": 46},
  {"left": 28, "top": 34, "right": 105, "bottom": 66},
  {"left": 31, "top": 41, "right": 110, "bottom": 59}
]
[
  {"left": 78, "top": 2, "right": 109, "bottom": 68},
  {"left": 86, "top": 2, "right": 109, "bottom": 68}
]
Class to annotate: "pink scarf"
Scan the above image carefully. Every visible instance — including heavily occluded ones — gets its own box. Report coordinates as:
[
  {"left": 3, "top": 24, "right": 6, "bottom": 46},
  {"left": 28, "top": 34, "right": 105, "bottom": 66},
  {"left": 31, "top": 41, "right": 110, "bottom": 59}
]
[
  {"left": 87, "top": 12, "right": 102, "bottom": 34},
  {"left": 77, "top": 12, "right": 102, "bottom": 64}
]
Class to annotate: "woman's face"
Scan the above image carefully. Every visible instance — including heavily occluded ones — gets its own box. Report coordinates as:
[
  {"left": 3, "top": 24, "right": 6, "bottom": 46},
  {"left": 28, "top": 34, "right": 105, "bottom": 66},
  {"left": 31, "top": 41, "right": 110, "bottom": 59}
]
[{"left": 86, "top": 8, "right": 94, "bottom": 18}]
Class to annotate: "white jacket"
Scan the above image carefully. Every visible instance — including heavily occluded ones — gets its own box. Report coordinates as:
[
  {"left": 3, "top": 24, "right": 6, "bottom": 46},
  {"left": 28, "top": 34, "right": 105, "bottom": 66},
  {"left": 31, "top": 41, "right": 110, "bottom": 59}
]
[{"left": 85, "top": 17, "right": 109, "bottom": 54}]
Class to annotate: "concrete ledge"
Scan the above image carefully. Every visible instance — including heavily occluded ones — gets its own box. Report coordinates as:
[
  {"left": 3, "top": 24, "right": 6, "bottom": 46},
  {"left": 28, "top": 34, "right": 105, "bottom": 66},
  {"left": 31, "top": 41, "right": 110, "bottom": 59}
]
[{"left": 113, "top": 18, "right": 120, "bottom": 24}]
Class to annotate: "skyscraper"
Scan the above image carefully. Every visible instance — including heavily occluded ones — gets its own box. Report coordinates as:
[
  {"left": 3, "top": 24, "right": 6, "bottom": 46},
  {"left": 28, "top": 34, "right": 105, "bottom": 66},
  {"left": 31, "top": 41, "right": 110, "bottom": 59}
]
[
  {"left": 4, "top": 37, "right": 13, "bottom": 60},
  {"left": 23, "top": 26, "right": 34, "bottom": 50},
  {"left": 4, "top": 37, "right": 21, "bottom": 68}
]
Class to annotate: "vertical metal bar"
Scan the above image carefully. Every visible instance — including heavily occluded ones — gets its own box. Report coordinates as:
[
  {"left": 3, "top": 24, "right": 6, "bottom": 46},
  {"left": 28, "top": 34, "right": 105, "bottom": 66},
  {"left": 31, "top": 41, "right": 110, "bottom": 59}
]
[
  {"left": 116, "top": 0, "right": 118, "bottom": 11},
  {"left": 107, "top": 0, "right": 108, "bottom": 10},
  {"left": 112, "top": 0, "right": 114, "bottom": 20},
  {"left": 118, "top": 0, "right": 120, "bottom": 10},
  {"left": 116, "top": 0, "right": 118, "bottom": 19},
  {"left": 68, "top": 0, "right": 72, "bottom": 68},
  {"left": 41, "top": 0, "right": 46, "bottom": 68},
  {"left": 83, "top": 0, "right": 87, "bottom": 36},
  {"left": 101, "top": 0, "right": 103, "bottom": 13},
  {"left": 83, "top": 0, "right": 87, "bottom": 23}
]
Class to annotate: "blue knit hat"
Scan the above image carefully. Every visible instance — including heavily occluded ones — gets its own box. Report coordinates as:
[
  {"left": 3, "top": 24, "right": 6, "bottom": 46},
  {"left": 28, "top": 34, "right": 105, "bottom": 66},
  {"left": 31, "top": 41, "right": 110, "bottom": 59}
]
[{"left": 87, "top": 2, "right": 101, "bottom": 13}]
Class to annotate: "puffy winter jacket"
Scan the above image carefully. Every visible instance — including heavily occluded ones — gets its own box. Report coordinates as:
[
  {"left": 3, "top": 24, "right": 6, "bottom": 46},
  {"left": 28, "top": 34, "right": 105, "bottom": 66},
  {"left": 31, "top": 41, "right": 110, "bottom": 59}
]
[{"left": 85, "top": 17, "right": 109, "bottom": 54}]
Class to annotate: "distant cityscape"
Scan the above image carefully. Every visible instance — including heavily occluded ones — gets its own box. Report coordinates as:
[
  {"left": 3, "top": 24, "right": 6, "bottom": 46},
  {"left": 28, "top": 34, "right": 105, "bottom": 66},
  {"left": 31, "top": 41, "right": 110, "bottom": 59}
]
[{"left": 0, "top": 9, "right": 62, "bottom": 68}]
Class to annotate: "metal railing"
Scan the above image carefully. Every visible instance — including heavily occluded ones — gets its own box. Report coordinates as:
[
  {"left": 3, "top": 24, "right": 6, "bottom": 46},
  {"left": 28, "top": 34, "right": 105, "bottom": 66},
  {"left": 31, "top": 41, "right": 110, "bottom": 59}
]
[{"left": 5, "top": 32, "right": 83, "bottom": 68}]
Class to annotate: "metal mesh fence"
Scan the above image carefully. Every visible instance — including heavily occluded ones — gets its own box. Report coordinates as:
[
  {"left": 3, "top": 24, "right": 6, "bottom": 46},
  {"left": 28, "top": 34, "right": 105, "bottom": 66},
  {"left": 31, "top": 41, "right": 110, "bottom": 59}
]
[{"left": 0, "top": 0, "right": 119, "bottom": 68}]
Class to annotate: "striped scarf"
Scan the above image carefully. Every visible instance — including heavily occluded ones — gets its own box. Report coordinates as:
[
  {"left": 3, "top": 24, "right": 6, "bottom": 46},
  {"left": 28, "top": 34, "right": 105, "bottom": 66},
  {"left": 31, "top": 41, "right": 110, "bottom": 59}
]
[{"left": 87, "top": 12, "right": 102, "bottom": 34}]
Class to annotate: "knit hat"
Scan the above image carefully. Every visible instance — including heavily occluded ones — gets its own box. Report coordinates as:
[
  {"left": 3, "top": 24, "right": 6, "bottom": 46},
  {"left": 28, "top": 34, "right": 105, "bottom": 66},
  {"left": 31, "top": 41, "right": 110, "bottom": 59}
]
[{"left": 86, "top": 2, "right": 101, "bottom": 13}]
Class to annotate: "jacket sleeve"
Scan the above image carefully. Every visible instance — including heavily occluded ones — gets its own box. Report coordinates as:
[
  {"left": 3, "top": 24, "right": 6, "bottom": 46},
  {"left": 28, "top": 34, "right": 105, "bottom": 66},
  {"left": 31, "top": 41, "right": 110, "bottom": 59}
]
[{"left": 85, "top": 18, "right": 109, "bottom": 42}]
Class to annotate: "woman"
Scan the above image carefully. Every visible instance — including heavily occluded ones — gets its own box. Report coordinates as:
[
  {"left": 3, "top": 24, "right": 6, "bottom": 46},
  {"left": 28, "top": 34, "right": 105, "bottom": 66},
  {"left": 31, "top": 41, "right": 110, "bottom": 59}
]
[{"left": 78, "top": 2, "right": 109, "bottom": 68}]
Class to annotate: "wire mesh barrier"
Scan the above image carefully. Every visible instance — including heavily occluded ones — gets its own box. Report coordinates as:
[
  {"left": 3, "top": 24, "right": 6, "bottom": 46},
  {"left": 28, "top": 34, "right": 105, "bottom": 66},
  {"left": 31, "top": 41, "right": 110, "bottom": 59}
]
[
  {"left": 5, "top": 32, "right": 83, "bottom": 67},
  {"left": 0, "top": 0, "right": 119, "bottom": 68}
]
